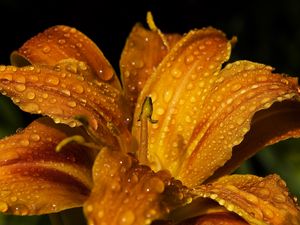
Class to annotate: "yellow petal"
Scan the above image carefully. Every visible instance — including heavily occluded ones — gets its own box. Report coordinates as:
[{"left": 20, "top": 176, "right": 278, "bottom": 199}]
[
  {"left": 11, "top": 25, "right": 121, "bottom": 89},
  {"left": 84, "top": 148, "right": 192, "bottom": 225},
  {"left": 0, "top": 64, "right": 132, "bottom": 150},
  {"left": 192, "top": 174, "right": 300, "bottom": 225},
  {"left": 209, "top": 100, "right": 300, "bottom": 181},
  {"left": 176, "top": 61, "right": 300, "bottom": 186},
  {"left": 132, "top": 27, "right": 231, "bottom": 179},
  {"left": 0, "top": 118, "right": 94, "bottom": 215},
  {"left": 120, "top": 23, "right": 181, "bottom": 110},
  {"left": 133, "top": 29, "right": 300, "bottom": 187}
]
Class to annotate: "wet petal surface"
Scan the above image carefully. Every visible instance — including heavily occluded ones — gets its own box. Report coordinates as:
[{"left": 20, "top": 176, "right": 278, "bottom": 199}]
[
  {"left": 133, "top": 28, "right": 300, "bottom": 188},
  {"left": 0, "top": 64, "right": 132, "bottom": 150},
  {"left": 84, "top": 148, "right": 192, "bottom": 225},
  {"left": 0, "top": 118, "right": 94, "bottom": 215},
  {"left": 193, "top": 174, "right": 300, "bottom": 225},
  {"left": 120, "top": 24, "right": 181, "bottom": 110},
  {"left": 12, "top": 25, "right": 121, "bottom": 89}
]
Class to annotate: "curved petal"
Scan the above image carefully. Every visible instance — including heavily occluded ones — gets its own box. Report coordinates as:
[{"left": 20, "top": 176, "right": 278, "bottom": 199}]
[
  {"left": 84, "top": 148, "right": 192, "bottom": 225},
  {"left": 0, "top": 117, "right": 94, "bottom": 215},
  {"left": 209, "top": 100, "right": 300, "bottom": 181},
  {"left": 0, "top": 64, "right": 132, "bottom": 150},
  {"left": 192, "top": 174, "right": 300, "bottom": 225},
  {"left": 176, "top": 61, "right": 300, "bottom": 186},
  {"left": 11, "top": 25, "right": 121, "bottom": 89},
  {"left": 120, "top": 23, "right": 181, "bottom": 110},
  {"left": 132, "top": 27, "right": 231, "bottom": 177}
]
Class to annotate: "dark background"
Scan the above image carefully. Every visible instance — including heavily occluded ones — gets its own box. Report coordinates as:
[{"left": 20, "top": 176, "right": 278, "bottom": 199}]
[{"left": 0, "top": 0, "right": 299, "bottom": 224}]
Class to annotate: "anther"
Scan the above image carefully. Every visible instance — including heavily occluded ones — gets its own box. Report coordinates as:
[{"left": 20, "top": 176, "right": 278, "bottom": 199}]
[{"left": 138, "top": 97, "right": 157, "bottom": 165}]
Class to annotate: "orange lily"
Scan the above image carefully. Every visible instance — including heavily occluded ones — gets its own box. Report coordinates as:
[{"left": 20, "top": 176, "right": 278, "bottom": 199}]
[{"left": 0, "top": 13, "right": 299, "bottom": 225}]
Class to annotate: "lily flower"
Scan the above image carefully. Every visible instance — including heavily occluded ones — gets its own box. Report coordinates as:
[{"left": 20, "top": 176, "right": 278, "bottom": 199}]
[{"left": 0, "top": 13, "right": 299, "bottom": 225}]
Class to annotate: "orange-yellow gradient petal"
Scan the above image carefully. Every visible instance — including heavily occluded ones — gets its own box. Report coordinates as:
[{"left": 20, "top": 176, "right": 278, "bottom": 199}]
[
  {"left": 176, "top": 61, "right": 300, "bottom": 186},
  {"left": 120, "top": 23, "right": 181, "bottom": 110},
  {"left": 11, "top": 25, "right": 121, "bottom": 89},
  {"left": 0, "top": 64, "right": 132, "bottom": 150},
  {"left": 0, "top": 118, "right": 94, "bottom": 215},
  {"left": 133, "top": 27, "right": 231, "bottom": 180},
  {"left": 209, "top": 100, "right": 300, "bottom": 181},
  {"left": 193, "top": 174, "right": 300, "bottom": 225},
  {"left": 133, "top": 26, "right": 300, "bottom": 188},
  {"left": 84, "top": 148, "right": 192, "bottom": 225}
]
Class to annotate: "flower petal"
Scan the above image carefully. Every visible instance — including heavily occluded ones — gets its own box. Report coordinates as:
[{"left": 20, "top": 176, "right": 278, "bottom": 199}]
[
  {"left": 120, "top": 23, "right": 181, "bottom": 110},
  {"left": 192, "top": 174, "right": 300, "bottom": 225},
  {"left": 176, "top": 61, "right": 300, "bottom": 186},
  {"left": 133, "top": 32, "right": 300, "bottom": 187},
  {"left": 209, "top": 100, "right": 300, "bottom": 181},
  {"left": 0, "top": 117, "right": 94, "bottom": 215},
  {"left": 84, "top": 148, "right": 192, "bottom": 225},
  {"left": 11, "top": 25, "right": 121, "bottom": 89},
  {"left": 132, "top": 27, "right": 231, "bottom": 179},
  {"left": 0, "top": 64, "right": 132, "bottom": 150}
]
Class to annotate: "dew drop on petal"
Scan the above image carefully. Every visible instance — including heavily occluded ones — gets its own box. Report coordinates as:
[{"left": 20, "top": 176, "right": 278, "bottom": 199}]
[
  {"left": 46, "top": 76, "right": 60, "bottom": 86},
  {"left": 0, "top": 202, "right": 8, "bottom": 212},
  {"left": 26, "top": 92, "right": 36, "bottom": 100},
  {"left": 42, "top": 46, "right": 51, "bottom": 53},
  {"left": 20, "top": 139, "right": 30, "bottom": 147},
  {"left": 73, "top": 84, "right": 84, "bottom": 94},
  {"left": 67, "top": 101, "right": 77, "bottom": 108},
  {"left": 119, "top": 210, "right": 135, "bottom": 225},
  {"left": 171, "top": 69, "right": 182, "bottom": 79},
  {"left": 163, "top": 90, "right": 173, "bottom": 103},
  {"left": 15, "top": 84, "right": 26, "bottom": 92},
  {"left": 30, "top": 134, "right": 40, "bottom": 142}
]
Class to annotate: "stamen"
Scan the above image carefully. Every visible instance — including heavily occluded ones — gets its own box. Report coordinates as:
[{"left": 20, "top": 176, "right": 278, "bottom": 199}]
[
  {"left": 146, "top": 11, "right": 170, "bottom": 51},
  {"left": 138, "top": 97, "right": 157, "bottom": 165},
  {"left": 55, "top": 135, "right": 102, "bottom": 152}
]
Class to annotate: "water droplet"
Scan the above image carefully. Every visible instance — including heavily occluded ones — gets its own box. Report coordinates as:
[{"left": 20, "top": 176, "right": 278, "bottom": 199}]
[
  {"left": 0, "top": 66, "right": 6, "bottom": 72},
  {"left": 42, "top": 46, "right": 51, "bottom": 53},
  {"left": 26, "top": 92, "right": 36, "bottom": 100},
  {"left": 78, "top": 62, "right": 88, "bottom": 71},
  {"left": 144, "top": 177, "right": 165, "bottom": 194},
  {"left": 119, "top": 210, "right": 135, "bottom": 225},
  {"left": 186, "top": 82, "right": 194, "bottom": 90},
  {"left": 185, "top": 115, "right": 192, "bottom": 123},
  {"left": 156, "top": 107, "right": 165, "bottom": 115},
  {"left": 131, "top": 59, "right": 144, "bottom": 69},
  {"left": 46, "top": 76, "right": 60, "bottom": 85},
  {"left": 231, "top": 83, "right": 242, "bottom": 92},
  {"left": 15, "top": 84, "right": 26, "bottom": 92},
  {"left": 163, "top": 90, "right": 173, "bottom": 103},
  {"left": 62, "top": 89, "right": 71, "bottom": 96},
  {"left": 274, "top": 194, "right": 286, "bottom": 203},
  {"left": 67, "top": 101, "right": 77, "bottom": 108},
  {"left": 42, "top": 93, "right": 48, "bottom": 99},
  {"left": 171, "top": 69, "right": 182, "bottom": 78},
  {"left": 20, "top": 139, "right": 30, "bottom": 147},
  {"left": 21, "top": 103, "right": 39, "bottom": 112},
  {"left": 111, "top": 181, "right": 121, "bottom": 192},
  {"left": 13, "top": 204, "right": 29, "bottom": 215},
  {"left": 58, "top": 39, "right": 66, "bottom": 45},
  {"left": 30, "top": 134, "right": 40, "bottom": 142},
  {"left": 15, "top": 76, "right": 25, "bottom": 84},
  {"left": 185, "top": 55, "right": 195, "bottom": 64},
  {"left": 73, "top": 84, "right": 84, "bottom": 94},
  {"left": 10, "top": 196, "right": 17, "bottom": 202},
  {"left": 0, "top": 202, "right": 8, "bottom": 212}
]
